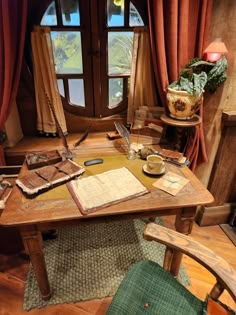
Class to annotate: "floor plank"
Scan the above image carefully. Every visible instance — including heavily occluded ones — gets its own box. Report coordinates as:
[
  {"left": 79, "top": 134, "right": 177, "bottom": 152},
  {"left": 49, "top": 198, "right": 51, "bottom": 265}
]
[{"left": 0, "top": 217, "right": 235, "bottom": 314}]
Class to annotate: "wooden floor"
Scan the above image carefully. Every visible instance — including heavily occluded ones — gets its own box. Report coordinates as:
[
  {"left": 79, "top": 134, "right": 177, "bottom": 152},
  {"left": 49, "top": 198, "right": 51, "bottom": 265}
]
[{"left": 0, "top": 216, "right": 235, "bottom": 314}]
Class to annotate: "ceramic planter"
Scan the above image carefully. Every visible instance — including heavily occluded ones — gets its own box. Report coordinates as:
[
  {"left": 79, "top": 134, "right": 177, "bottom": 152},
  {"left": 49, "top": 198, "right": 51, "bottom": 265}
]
[{"left": 166, "top": 87, "right": 203, "bottom": 120}]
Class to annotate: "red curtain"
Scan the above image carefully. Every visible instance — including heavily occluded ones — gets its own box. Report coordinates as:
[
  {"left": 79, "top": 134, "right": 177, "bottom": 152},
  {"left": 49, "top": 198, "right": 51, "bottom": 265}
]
[
  {"left": 0, "top": 1, "right": 27, "bottom": 165},
  {"left": 147, "top": 0, "right": 213, "bottom": 171}
]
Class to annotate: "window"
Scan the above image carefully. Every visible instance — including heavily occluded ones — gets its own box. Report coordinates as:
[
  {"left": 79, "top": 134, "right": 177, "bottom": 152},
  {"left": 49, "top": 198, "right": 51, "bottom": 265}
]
[{"left": 40, "top": 0, "right": 145, "bottom": 119}]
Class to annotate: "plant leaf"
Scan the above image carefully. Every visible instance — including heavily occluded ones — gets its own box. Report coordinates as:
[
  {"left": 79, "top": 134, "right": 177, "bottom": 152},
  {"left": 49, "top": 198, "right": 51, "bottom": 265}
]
[
  {"left": 168, "top": 81, "right": 180, "bottom": 89},
  {"left": 206, "top": 56, "right": 228, "bottom": 92},
  {"left": 193, "top": 72, "right": 207, "bottom": 96},
  {"left": 190, "top": 60, "right": 215, "bottom": 68},
  {"left": 179, "top": 77, "right": 194, "bottom": 95}
]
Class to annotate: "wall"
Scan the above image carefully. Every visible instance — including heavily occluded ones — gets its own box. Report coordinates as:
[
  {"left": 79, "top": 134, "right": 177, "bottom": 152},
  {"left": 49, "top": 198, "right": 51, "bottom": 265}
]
[{"left": 195, "top": 0, "right": 236, "bottom": 186}]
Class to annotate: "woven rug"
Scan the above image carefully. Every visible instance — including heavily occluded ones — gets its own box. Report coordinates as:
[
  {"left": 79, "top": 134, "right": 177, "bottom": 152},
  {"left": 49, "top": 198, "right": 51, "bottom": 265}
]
[{"left": 23, "top": 218, "right": 190, "bottom": 310}]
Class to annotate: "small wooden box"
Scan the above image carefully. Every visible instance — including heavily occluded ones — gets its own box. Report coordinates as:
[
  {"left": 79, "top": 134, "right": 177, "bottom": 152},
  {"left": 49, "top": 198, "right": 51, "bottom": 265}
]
[{"left": 26, "top": 150, "right": 62, "bottom": 170}]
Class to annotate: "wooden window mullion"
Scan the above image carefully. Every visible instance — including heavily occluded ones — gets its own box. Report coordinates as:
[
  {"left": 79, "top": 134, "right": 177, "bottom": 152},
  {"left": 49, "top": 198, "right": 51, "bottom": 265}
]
[{"left": 55, "top": 0, "right": 63, "bottom": 26}]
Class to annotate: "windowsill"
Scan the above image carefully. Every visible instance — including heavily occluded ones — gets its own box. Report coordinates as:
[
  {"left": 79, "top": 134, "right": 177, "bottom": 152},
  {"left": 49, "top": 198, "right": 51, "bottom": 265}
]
[
  {"left": 4, "top": 132, "right": 116, "bottom": 165},
  {"left": 4, "top": 130, "right": 164, "bottom": 166}
]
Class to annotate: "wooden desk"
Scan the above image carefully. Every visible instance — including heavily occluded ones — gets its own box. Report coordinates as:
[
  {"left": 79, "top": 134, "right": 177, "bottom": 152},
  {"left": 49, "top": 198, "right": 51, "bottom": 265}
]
[{"left": 0, "top": 147, "right": 214, "bottom": 301}]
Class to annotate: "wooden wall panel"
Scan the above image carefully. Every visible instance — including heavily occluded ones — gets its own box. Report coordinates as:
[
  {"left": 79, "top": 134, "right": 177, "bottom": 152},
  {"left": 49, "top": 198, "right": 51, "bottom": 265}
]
[
  {"left": 207, "top": 114, "right": 236, "bottom": 205},
  {"left": 195, "top": 0, "right": 236, "bottom": 187}
]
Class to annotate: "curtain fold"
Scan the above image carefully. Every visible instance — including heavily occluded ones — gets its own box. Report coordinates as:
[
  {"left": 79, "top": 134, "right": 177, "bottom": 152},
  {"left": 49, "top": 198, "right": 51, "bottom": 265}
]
[
  {"left": 127, "top": 27, "right": 158, "bottom": 124},
  {"left": 147, "top": 0, "right": 213, "bottom": 171},
  {"left": 31, "top": 26, "right": 67, "bottom": 135},
  {"left": 148, "top": 1, "right": 168, "bottom": 107},
  {"left": 0, "top": 0, "right": 27, "bottom": 165}
]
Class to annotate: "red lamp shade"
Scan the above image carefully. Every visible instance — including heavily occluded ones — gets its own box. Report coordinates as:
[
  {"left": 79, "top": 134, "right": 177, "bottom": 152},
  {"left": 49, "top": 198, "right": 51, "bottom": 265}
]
[
  {"left": 203, "top": 52, "right": 222, "bottom": 62},
  {"left": 203, "top": 39, "right": 228, "bottom": 62}
]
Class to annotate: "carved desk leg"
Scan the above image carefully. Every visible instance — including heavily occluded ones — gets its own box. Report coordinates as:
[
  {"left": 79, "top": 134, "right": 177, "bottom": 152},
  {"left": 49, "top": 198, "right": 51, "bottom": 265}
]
[
  {"left": 20, "top": 225, "right": 51, "bottom": 301},
  {"left": 170, "top": 207, "right": 196, "bottom": 277}
]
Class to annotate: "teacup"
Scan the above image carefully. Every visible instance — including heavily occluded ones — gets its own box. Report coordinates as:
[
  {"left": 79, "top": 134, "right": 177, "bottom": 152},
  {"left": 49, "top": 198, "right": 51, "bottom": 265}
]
[{"left": 147, "top": 155, "right": 165, "bottom": 174}]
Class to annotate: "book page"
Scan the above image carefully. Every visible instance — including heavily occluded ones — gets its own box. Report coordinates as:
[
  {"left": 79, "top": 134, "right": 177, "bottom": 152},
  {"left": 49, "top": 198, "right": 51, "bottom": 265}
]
[{"left": 67, "top": 167, "right": 149, "bottom": 214}]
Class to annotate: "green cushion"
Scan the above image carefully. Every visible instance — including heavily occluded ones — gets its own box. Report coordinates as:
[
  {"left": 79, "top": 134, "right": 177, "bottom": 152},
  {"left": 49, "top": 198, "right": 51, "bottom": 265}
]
[{"left": 106, "top": 260, "right": 203, "bottom": 315}]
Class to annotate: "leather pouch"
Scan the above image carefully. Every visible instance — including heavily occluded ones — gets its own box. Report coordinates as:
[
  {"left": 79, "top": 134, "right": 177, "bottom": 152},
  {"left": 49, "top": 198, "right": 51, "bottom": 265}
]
[{"left": 16, "top": 159, "right": 85, "bottom": 196}]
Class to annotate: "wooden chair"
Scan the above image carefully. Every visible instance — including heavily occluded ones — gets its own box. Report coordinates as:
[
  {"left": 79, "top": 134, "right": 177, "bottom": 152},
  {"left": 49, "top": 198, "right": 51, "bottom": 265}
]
[{"left": 106, "top": 223, "right": 236, "bottom": 315}]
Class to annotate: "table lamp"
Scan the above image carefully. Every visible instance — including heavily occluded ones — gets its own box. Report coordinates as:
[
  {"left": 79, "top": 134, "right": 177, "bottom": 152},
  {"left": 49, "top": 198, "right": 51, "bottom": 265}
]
[{"left": 203, "top": 38, "right": 228, "bottom": 62}]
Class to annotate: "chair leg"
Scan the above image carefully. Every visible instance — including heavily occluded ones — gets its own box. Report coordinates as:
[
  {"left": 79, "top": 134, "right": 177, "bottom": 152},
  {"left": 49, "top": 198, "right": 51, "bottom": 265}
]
[
  {"left": 210, "top": 281, "right": 225, "bottom": 300},
  {"left": 163, "top": 247, "right": 174, "bottom": 272},
  {"left": 170, "top": 251, "right": 183, "bottom": 277}
]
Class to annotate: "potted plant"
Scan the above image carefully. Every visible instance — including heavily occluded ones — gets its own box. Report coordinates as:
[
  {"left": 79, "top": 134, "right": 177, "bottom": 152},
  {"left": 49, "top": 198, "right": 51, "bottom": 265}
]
[{"left": 166, "top": 55, "right": 228, "bottom": 120}]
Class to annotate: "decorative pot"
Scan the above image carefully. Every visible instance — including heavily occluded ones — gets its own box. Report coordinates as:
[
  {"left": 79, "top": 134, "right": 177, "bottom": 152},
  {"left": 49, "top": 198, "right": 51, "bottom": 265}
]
[{"left": 166, "top": 87, "right": 203, "bottom": 120}]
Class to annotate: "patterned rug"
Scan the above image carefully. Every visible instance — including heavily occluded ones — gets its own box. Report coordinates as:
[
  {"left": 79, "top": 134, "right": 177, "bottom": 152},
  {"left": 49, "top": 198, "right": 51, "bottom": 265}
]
[{"left": 23, "top": 218, "right": 190, "bottom": 310}]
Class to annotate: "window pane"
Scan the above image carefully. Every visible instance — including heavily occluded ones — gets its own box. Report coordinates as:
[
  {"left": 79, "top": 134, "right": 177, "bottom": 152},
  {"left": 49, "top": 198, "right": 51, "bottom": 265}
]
[
  {"left": 107, "top": 0, "right": 124, "bottom": 27},
  {"left": 129, "top": 2, "right": 144, "bottom": 26},
  {"left": 108, "top": 32, "right": 133, "bottom": 75},
  {"left": 68, "top": 79, "right": 85, "bottom": 107},
  {"left": 41, "top": 1, "right": 57, "bottom": 25},
  {"left": 51, "top": 31, "right": 83, "bottom": 74},
  {"left": 60, "top": 0, "right": 80, "bottom": 26},
  {"left": 57, "top": 79, "right": 65, "bottom": 97},
  {"left": 109, "top": 78, "right": 123, "bottom": 109}
]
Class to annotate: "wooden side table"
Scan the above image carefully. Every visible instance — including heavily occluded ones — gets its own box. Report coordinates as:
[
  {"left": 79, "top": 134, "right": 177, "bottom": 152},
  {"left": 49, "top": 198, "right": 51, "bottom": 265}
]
[{"left": 160, "top": 114, "right": 202, "bottom": 151}]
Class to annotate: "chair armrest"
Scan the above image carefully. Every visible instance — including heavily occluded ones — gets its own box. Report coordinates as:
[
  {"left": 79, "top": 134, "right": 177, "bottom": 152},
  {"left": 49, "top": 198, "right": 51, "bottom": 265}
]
[{"left": 144, "top": 223, "right": 236, "bottom": 303}]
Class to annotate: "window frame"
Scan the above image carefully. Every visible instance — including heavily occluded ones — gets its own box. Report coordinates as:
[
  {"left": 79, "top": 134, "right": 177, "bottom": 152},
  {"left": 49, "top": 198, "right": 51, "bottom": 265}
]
[{"left": 38, "top": 0, "right": 147, "bottom": 121}]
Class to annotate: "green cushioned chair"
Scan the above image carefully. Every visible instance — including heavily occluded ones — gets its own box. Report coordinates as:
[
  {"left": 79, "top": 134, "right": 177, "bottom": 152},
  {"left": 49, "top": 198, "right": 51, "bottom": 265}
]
[{"left": 106, "top": 223, "right": 236, "bottom": 315}]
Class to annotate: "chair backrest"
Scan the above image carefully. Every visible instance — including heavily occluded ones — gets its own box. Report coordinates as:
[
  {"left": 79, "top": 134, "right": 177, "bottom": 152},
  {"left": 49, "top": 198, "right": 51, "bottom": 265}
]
[
  {"left": 106, "top": 223, "right": 236, "bottom": 315},
  {"left": 144, "top": 223, "right": 236, "bottom": 303}
]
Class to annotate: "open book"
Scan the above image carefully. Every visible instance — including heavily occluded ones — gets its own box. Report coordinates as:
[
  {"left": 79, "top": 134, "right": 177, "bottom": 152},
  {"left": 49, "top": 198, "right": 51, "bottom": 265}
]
[{"left": 67, "top": 167, "right": 149, "bottom": 214}]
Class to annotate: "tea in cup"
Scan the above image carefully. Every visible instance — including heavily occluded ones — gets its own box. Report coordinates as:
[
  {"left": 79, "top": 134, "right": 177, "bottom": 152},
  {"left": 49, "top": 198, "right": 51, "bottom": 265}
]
[{"left": 147, "top": 155, "right": 165, "bottom": 174}]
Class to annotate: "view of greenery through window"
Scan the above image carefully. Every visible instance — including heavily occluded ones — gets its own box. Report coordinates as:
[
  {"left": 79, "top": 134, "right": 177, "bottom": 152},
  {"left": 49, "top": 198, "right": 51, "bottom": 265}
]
[
  {"left": 51, "top": 31, "right": 83, "bottom": 74},
  {"left": 41, "top": 0, "right": 144, "bottom": 117},
  {"left": 108, "top": 32, "right": 133, "bottom": 75}
]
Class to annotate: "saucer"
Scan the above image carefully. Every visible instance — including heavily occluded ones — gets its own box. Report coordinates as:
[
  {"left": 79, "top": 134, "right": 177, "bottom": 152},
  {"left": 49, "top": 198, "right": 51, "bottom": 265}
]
[{"left": 143, "top": 164, "right": 165, "bottom": 176}]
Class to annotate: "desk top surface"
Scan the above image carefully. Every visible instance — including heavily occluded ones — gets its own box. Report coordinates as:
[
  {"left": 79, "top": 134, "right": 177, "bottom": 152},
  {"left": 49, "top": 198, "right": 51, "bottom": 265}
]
[{"left": 0, "top": 146, "right": 214, "bottom": 227}]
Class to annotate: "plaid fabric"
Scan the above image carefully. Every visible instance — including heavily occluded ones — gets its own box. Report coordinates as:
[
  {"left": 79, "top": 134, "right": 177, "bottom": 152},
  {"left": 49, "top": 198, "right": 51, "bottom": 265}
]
[{"left": 106, "top": 260, "right": 203, "bottom": 315}]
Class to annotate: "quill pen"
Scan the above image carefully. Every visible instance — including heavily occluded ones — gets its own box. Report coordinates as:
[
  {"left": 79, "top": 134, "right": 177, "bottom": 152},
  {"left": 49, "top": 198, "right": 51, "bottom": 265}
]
[
  {"left": 44, "top": 91, "right": 73, "bottom": 160},
  {"left": 114, "top": 122, "right": 130, "bottom": 149},
  {"left": 73, "top": 127, "right": 90, "bottom": 148}
]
